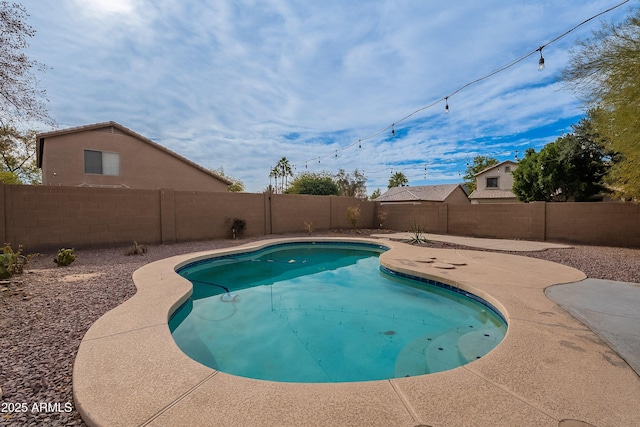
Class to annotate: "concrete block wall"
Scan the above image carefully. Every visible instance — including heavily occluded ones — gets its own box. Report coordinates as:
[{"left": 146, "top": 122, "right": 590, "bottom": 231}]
[
  {"left": 447, "top": 202, "right": 546, "bottom": 241},
  {"left": 271, "top": 194, "right": 332, "bottom": 234},
  {"left": 1, "top": 183, "right": 638, "bottom": 251},
  {"left": 546, "top": 202, "right": 640, "bottom": 247},
  {"left": 375, "top": 203, "right": 446, "bottom": 234},
  {"left": 331, "top": 196, "right": 375, "bottom": 230},
  {"left": 173, "top": 191, "right": 267, "bottom": 241},
  {"left": 2, "top": 185, "right": 162, "bottom": 252}
]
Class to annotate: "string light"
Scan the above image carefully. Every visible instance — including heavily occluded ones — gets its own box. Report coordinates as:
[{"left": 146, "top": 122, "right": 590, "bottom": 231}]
[
  {"left": 537, "top": 47, "right": 545, "bottom": 71},
  {"left": 286, "top": 0, "right": 629, "bottom": 173}
]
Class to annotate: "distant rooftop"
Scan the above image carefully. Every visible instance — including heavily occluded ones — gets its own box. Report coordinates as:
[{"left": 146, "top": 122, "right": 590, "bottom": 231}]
[{"left": 376, "top": 184, "right": 464, "bottom": 202}]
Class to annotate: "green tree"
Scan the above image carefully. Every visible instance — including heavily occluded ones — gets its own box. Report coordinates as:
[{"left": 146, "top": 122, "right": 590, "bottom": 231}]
[
  {"left": 0, "top": 2, "right": 52, "bottom": 126},
  {"left": 512, "top": 121, "right": 609, "bottom": 202},
  {"left": 387, "top": 171, "right": 408, "bottom": 189},
  {"left": 0, "top": 125, "right": 40, "bottom": 184},
  {"left": 335, "top": 169, "right": 367, "bottom": 198},
  {"left": 463, "top": 156, "right": 499, "bottom": 192},
  {"left": 211, "top": 167, "right": 245, "bottom": 192},
  {"left": 286, "top": 172, "right": 339, "bottom": 195},
  {"left": 562, "top": 9, "right": 640, "bottom": 199},
  {"left": 512, "top": 148, "right": 545, "bottom": 202},
  {"left": 370, "top": 188, "right": 381, "bottom": 200}
]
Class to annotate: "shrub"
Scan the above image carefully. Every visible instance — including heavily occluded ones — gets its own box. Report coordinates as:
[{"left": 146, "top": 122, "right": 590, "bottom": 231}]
[
  {"left": 303, "top": 221, "right": 313, "bottom": 235},
  {"left": 225, "top": 217, "right": 246, "bottom": 239},
  {"left": 125, "top": 241, "right": 147, "bottom": 256},
  {"left": 0, "top": 243, "right": 31, "bottom": 279},
  {"left": 408, "top": 220, "right": 428, "bottom": 245},
  {"left": 347, "top": 206, "right": 361, "bottom": 228},
  {"left": 54, "top": 248, "right": 76, "bottom": 267}
]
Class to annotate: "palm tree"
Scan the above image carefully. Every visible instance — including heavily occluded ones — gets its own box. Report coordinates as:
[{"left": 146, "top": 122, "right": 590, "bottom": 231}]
[
  {"left": 388, "top": 172, "right": 408, "bottom": 189},
  {"left": 274, "top": 157, "right": 293, "bottom": 193}
]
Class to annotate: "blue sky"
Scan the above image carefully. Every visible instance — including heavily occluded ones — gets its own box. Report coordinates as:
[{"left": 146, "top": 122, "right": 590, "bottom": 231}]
[{"left": 25, "top": 0, "right": 634, "bottom": 193}]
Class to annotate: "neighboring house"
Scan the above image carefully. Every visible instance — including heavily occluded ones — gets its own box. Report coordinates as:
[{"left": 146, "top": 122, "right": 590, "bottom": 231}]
[
  {"left": 36, "top": 121, "right": 232, "bottom": 191},
  {"left": 468, "top": 160, "right": 519, "bottom": 204},
  {"left": 376, "top": 184, "right": 470, "bottom": 204}
]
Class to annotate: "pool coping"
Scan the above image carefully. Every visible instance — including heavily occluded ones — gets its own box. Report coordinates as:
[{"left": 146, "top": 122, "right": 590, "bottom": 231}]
[{"left": 73, "top": 237, "right": 640, "bottom": 426}]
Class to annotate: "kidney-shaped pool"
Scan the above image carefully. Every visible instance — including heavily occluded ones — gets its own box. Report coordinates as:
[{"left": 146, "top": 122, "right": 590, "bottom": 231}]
[{"left": 170, "top": 241, "right": 507, "bottom": 383}]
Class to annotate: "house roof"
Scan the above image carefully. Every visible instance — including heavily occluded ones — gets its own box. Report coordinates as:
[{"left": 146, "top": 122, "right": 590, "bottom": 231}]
[
  {"left": 36, "top": 121, "right": 232, "bottom": 185},
  {"left": 376, "top": 184, "right": 465, "bottom": 202},
  {"left": 474, "top": 160, "right": 518, "bottom": 177},
  {"left": 468, "top": 189, "right": 518, "bottom": 199}
]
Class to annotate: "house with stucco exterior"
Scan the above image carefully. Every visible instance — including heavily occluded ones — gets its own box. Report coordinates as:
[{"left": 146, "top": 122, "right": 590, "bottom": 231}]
[
  {"left": 468, "top": 160, "right": 519, "bottom": 204},
  {"left": 36, "top": 122, "right": 231, "bottom": 192},
  {"left": 376, "top": 184, "right": 470, "bottom": 204}
]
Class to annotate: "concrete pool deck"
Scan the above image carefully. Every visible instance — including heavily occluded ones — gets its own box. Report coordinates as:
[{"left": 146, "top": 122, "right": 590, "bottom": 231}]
[{"left": 73, "top": 237, "right": 640, "bottom": 426}]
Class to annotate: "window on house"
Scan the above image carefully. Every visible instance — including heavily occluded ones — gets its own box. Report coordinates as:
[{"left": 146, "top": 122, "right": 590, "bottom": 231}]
[
  {"left": 84, "top": 150, "right": 120, "bottom": 176},
  {"left": 486, "top": 177, "right": 499, "bottom": 188},
  {"left": 505, "top": 166, "right": 511, "bottom": 173}
]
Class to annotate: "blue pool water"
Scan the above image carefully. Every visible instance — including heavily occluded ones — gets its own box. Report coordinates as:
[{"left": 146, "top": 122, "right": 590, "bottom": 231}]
[{"left": 170, "top": 242, "right": 507, "bottom": 383}]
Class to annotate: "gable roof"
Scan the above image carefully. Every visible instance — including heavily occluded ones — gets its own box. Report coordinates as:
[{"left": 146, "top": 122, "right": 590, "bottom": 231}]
[
  {"left": 36, "top": 121, "right": 232, "bottom": 185},
  {"left": 474, "top": 160, "right": 518, "bottom": 177},
  {"left": 376, "top": 184, "right": 465, "bottom": 202}
]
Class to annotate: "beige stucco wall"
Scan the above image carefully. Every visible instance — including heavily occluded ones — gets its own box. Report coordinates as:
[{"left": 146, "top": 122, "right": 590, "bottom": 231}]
[
  {"left": 476, "top": 163, "right": 515, "bottom": 191},
  {"left": 444, "top": 187, "right": 471, "bottom": 204},
  {"left": 40, "top": 130, "right": 229, "bottom": 192}
]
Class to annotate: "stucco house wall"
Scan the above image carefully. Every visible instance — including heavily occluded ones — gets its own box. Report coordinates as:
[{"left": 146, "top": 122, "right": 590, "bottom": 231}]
[
  {"left": 37, "top": 122, "right": 231, "bottom": 192},
  {"left": 469, "top": 160, "right": 519, "bottom": 204}
]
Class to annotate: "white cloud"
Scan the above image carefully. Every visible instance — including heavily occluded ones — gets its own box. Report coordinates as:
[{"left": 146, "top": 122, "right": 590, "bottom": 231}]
[{"left": 25, "top": 0, "right": 634, "bottom": 192}]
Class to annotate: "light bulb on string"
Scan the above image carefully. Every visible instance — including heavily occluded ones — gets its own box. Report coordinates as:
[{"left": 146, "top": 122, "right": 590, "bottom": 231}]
[
  {"left": 445, "top": 97, "right": 449, "bottom": 113},
  {"left": 515, "top": 150, "right": 519, "bottom": 161},
  {"left": 391, "top": 124, "right": 395, "bottom": 137},
  {"left": 538, "top": 48, "right": 545, "bottom": 71},
  {"left": 358, "top": 139, "right": 362, "bottom": 150},
  {"left": 335, "top": 150, "right": 338, "bottom": 159}
]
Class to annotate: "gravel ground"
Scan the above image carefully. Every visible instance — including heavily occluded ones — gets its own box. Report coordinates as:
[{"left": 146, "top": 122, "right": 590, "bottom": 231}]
[{"left": 1, "top": 232, "right": 639, "bottom": 426}]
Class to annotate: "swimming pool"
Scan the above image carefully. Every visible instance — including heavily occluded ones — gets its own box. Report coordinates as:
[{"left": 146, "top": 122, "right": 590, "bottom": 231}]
[{"left": 170, "top": 241, "right": 507, "bottom": 383}]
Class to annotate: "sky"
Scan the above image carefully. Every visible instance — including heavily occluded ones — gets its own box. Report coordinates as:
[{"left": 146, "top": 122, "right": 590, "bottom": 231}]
[{"left": 24, "top": 0, "right": 635, "bottom": 194}]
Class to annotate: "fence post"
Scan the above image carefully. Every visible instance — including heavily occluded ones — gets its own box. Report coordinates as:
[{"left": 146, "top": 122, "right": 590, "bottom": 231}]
[
  {"left": 532, "top": 201, "right": 546, "bottom": 241},
  {"left": 0, "top": 183, "right": 5, "bottom": 245},
  {"left": 160, "top": 188, "right": 176, "bottom": 244}
]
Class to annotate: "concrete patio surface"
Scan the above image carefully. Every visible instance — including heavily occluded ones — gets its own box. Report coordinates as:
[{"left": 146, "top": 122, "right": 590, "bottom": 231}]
[
  {"left": 73, "top": 237, "right": 640, "bottom": 427},
  {"left": 546, "top": 279, "right": 640, "bottom": 376}
]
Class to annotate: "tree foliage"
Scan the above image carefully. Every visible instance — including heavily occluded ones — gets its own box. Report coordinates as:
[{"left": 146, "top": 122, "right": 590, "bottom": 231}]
[
  {"left": 286, "top": 172, "right": 339, "bottom": 196},
  {"left": 335, "top": 168, "right": 367, "bottom": 199},
  {"left": 211, "top": 167, "right": 245, "bottom": 192},
  {"left": 0, "top": 125, "right": 40, "bottom": 184},
  {"left": 387, "top": 172, "right": 408, "bottom": 189},
  {"left": 0, "top": 2, "right": 52, "bottom": 126},
  {"left": 512, "top": 118, "right": 609, "bottom": 202},
  {"left": 463, "top": 156, "right": 499, "bottom": 192},
  {"left": 562, "top": 8, "right": 640, "bottom": 199}
]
